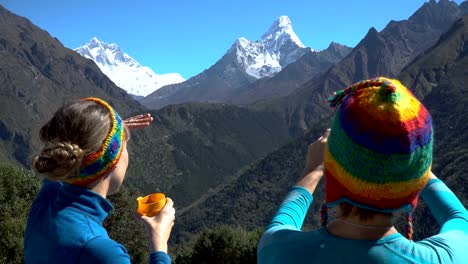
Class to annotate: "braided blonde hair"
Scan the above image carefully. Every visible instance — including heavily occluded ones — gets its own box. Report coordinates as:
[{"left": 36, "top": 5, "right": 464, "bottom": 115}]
[{"left": 33, "top": 142, "right": 84, "bottom": 181}]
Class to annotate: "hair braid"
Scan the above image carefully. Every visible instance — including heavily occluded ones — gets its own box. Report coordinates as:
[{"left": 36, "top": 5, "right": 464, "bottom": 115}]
[
  {"left": 320, "top": 204, "right": 328, "bottom": 227},
  {"left": 406, "top": 212, "right": 414, "bottom": 240},
  {"left": 33, "top": 142, "right": 84, "bottom": 180}
]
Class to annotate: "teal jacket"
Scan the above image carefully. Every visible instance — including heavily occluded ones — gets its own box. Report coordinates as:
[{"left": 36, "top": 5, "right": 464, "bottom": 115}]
[
  {"left": 24, "top": 181, "right": 170, "bottom": 264},
  {"left": 258, "top": 179, "right": 468, "bottom": 263}
]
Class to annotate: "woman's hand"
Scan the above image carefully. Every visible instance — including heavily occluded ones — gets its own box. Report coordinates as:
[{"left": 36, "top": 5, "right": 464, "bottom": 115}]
[
  {"left": 303, "top": 128, "right": 330, "bottom": 176},
  {"left": 297, "top": 129, "right": 330, "bottom": 194},
  {"left": 124, "top": 113, "right": 153, "bottom": 130},
  {"left": 134, "top": 198, "right": 175, "bottom": 253}
]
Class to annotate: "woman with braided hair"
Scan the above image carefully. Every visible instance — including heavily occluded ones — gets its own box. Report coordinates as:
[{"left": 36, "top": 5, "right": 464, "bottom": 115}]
[
  {"left": 24, "top": 98, "right": 174, "bottom": 264},
  {"left": 257, "top": 77, "right": 468, "bottom": 263}
]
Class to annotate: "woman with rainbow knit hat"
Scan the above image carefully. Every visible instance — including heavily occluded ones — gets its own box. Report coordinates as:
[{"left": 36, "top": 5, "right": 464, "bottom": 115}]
[
  {"left": 24, "top": 98, "right": 174, "bottom": 264},
  {"left": 258, "top": 77, "right": 468, "bottom": 263}
]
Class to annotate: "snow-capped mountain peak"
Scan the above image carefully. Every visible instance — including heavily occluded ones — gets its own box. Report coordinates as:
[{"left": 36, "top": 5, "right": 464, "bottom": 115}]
[
  {"left": 75, "top": 37, "right": 184, "bottom": 97},
  {"left": 262, "top": 15, "right": 305, "bottom": 48},
  {"left": 87, "top": 37, "right": 102, "bottom": 48},
  {"left": 231, "top": 15, "right": 310, "bottom": 79}
]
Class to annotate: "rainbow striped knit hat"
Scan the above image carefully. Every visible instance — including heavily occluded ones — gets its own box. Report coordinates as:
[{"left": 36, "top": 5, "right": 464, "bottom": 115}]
[
  {"left": 324, "top": 77, "right": 433, "bottom": 213},
  {"left": 67, "top": 97, "right": 125, "bottom": 187}
]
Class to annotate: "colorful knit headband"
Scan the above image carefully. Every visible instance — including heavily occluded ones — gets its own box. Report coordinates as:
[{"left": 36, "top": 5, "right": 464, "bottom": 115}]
[
  {"left": 324, "top": 77, "right": 433, "bottom": 213},
  {"left": 67, "top": 97, "right": 125, "bottom": 187}
]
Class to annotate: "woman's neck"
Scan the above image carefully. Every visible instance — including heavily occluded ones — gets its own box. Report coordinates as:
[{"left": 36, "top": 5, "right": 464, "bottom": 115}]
[
  {"left": 327, "top": 214, "right": 398, "bottom": 240},
  {"left": 88, "top": 177, "right": 110, "bottom": 199}
]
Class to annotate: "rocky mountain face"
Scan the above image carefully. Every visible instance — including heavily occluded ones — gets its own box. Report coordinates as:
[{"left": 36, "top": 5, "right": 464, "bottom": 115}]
[
  {"left": 259, "top": 0, "right": 465, "bottom": 136},
  {"left": 228, "top": 42, "right": 352, "bottom": 105},
  {"left": 237, "top": 15, "right": 309, "bottom": 79},
  {"left": 399, "top": 15, "right": 468, "bottom": 201},
  {"left": 140, "top": 16, "right": 313, "bottom": 109},
  {"left": 0, "top": 5, "right": 143, "bottom": 167},
  {"left": 75, "top": 38, "right": 184, "bottom": 97},
  {"left": 175, "top": 14, "right": 468, "bottom": 242}
]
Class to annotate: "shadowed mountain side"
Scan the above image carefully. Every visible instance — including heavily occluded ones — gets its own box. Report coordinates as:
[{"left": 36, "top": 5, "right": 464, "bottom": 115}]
[
  {"left": 0, "top": 5, "right": 144, "bottom": 167},
  {"left": 140, "top": 62, "right": 257, "bottom": 109},
  {"left": 462, "top": 1, "right": 468, "bottom": 14},
  {"left": 398, "top": 16, "right": 468, "bottom": 239},
  {"left": 126, "top": 102, "right": 291, "bottom": 207},
  {"left": 400, "top": 15, "right": 468, "bottom": 204},
  {"left": 174, "top": 15, "right": 468, "bottom": 243},
  {"left": 254, "top": 0, "right": 464, "bottom": 136},
  {"left": 400, "top": 15, "right": 468, "bottom": 100},
  {"left": 228, "top": 42, "right": 352, "bottom": 105}
]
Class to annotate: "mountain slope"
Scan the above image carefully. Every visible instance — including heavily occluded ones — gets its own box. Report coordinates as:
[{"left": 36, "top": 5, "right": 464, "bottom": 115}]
[
  {"left": 141, "top": 16, "right": 310, "bottom": 109},
  {"left": 174, "top": 123, "right": 327, "bottom": 242},
  {"left": 0, "top": 5, "right": 143, "bottom": 167},
  {"left": 461, "top": 1, "right": 468, "bottom": 13},
  {"left": 400, "top": 15, "right": 468, "bottom": 199},
  {"left": 128, "top": 103, "right": 290, "bottom": 206},
  {"left": 75, "top": 38, "right": 184, "bottom": 97}
]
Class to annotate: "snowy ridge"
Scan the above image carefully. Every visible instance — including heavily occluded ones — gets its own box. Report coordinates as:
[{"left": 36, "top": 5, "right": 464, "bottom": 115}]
[
  {"left": 74, "top": 37, "right": 184, "bottom": 97},
  {"left": 231, "top": 16, "right": 311, "bottom": 79}
]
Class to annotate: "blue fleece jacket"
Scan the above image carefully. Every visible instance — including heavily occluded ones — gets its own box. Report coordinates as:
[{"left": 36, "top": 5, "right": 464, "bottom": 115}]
[
  {"left": 24, "top": 181, "right": 170, "bottom": 264},
  {"left": 258, "top": 179, "right": 468, "bottom": 263}
]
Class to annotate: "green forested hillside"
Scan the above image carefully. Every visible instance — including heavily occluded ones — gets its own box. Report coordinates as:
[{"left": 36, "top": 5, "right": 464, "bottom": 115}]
[
  {"left": 174, "top": 225, "right": 261, "bottom": 264},
  {"left": 127, "top": 102, "right": 290, "bottom": 207},
  {"left": 0, "top": 164, "right": 40, "bottom": 264},
  {"left": 174, "top": 122, "right": 330, "bottom": 243}
]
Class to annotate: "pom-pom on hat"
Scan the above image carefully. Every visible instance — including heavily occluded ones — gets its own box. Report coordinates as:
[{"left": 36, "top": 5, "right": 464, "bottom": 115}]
[{"left": 324, "top": 77, "right": 433, "bottom": 213}]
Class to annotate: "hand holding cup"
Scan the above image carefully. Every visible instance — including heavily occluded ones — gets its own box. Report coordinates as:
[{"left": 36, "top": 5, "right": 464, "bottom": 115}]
[
  {"left": 134, "top": 195, "right": 175, "bottom": 253},
  {"left": 136, "top": 193, "right": 167, "bottom": 217}
]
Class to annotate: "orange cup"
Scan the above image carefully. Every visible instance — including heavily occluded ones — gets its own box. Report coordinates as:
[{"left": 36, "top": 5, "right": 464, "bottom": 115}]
[{"left": 136, "top": 193, "right": 167, "bottom": 217}]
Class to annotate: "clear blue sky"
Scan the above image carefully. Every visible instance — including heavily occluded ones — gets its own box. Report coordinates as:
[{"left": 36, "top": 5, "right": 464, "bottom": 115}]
[{"left": 0, "top": 0, "right": 464, "bottom": 79}]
